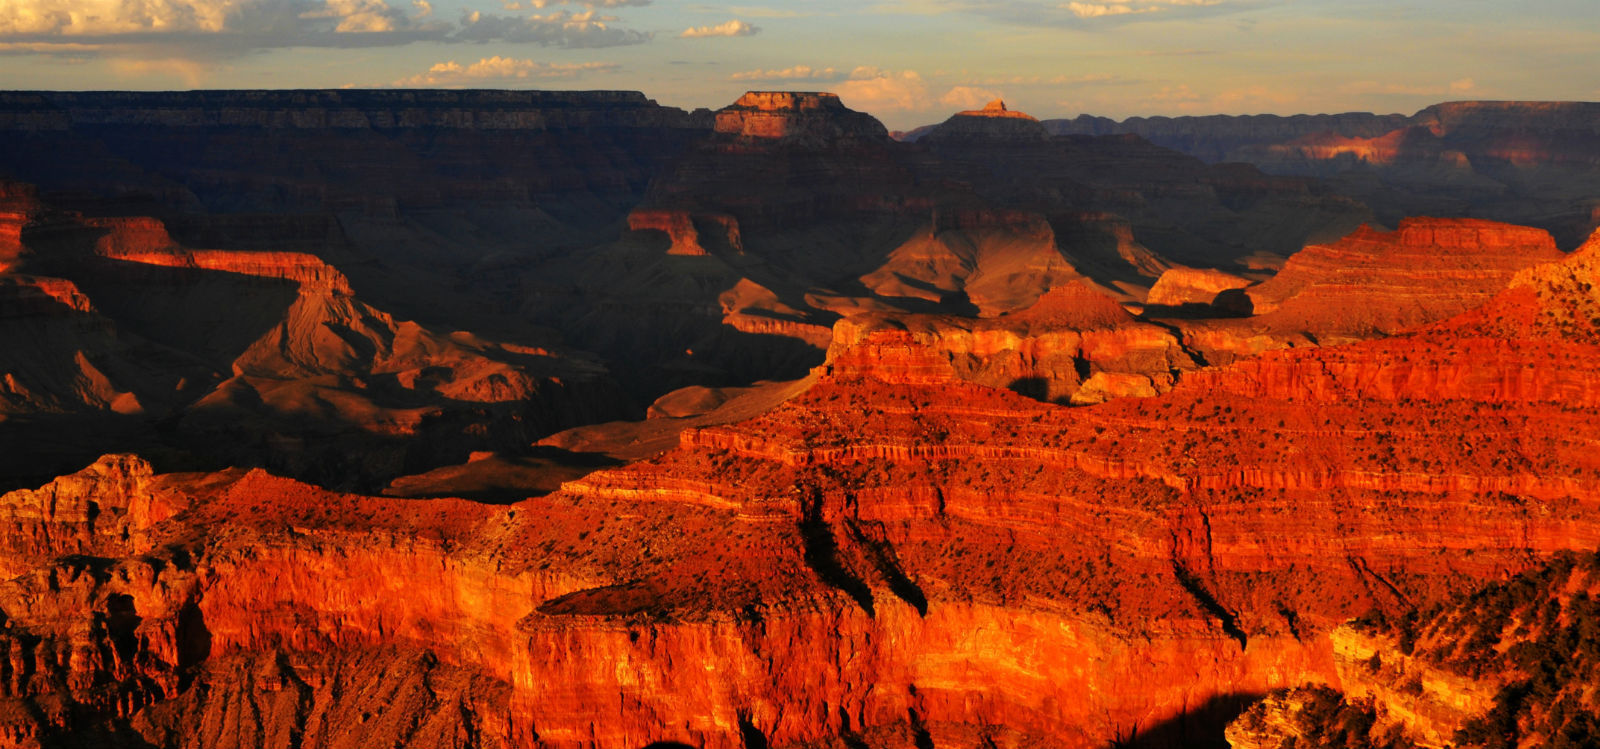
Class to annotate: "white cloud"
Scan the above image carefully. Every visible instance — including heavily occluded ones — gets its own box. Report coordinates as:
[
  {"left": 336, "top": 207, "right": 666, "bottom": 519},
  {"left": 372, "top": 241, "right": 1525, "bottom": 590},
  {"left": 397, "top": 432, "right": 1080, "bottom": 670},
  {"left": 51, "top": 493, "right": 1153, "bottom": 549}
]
[
  {"left": 1064, "top": 3, "right": 1158, "bottom": 18},
  {"left": 0, "top": 0, "right": 433, "bottom": 35},
  {"left": 507, "top": 0, "right": 650, "bottom": 6},
  {"left": 1062, "top": 0, "right": 1223, "bottom": 17},
  {"left": 938, "top": 86, "right": 1002, "bottom": 111},
  {"left": 394, "top": 55, "right": 617, "bottom": 86},
  {"left": 455, "top": 9, "right": 650, "bottom": 47},
  {"left": 679, "top": 19, "right": 758, "bottom": 38},
  {"left": 0, "top": 0, "right": 242, "bottom": 34},
  {"left": 301, "top": 0, "right": 413, "bottom": 32},
  {"left": 834, "top": 67, "right": 936, "bottom": 113},
  {"left": 730, "top": 65, "right": 843, "bottom": 82},
  {"left": 0, "top": 0, "right": 651, "bottom": 61}
]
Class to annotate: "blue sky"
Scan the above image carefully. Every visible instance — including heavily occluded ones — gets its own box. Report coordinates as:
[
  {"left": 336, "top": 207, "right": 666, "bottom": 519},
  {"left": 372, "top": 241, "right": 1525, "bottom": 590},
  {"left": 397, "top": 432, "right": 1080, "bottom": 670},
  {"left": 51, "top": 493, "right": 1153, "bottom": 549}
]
[{"left": 1, "top": 0, "right": 1597, "bottom": 128}]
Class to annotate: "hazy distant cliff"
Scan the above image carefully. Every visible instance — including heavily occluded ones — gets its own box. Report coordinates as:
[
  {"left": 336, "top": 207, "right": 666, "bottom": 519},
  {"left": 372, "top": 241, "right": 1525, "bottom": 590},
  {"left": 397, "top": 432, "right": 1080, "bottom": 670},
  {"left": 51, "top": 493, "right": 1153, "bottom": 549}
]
[
  {"left": 1044, "top": 101, "right": 1600, "bottom": 247},
  {"left": 0, "top": 89, "right": 713, "bottom": 131}
]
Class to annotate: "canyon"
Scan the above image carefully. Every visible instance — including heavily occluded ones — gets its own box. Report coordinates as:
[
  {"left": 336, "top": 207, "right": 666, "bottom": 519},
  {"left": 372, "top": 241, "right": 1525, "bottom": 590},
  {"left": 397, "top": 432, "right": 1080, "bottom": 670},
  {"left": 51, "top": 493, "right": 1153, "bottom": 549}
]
[{"left": 0, "top": 89, "right": 1597, "bottom": 748}]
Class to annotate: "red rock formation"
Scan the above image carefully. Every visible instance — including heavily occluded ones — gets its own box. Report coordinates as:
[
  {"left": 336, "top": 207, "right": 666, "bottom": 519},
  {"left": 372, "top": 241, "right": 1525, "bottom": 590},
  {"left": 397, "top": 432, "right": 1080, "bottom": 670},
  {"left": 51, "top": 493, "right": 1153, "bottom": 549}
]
[
  {"left": 8, "top": 283, "right": 1600, "bottom": 746},
  {"left": 1146, "top": 267, "right": 1252, "bottom": 307},
  {"left": 627, "top": 209, "right": 744, "bottom": 257},
  {"left": 1191, "top": 227, "right": 1600, "bottom": 405},
  {"left": 0, "top": 274, "right": 200, "bottom": 417},
  {"left": 714, "top": 91, "right": 889, "bottom": 143},
  {"left": 825, "top": 282, "right": 1196, "bottom": 402},
  {"left": 1245, "top": 218, "right": 1563, "bottom": 336},
  {"left": 920, "top": 100, "right": 1049, "bottom": 143},
  {"left": 1043, "top": 101, "right": 1600, "bottom": 248}
]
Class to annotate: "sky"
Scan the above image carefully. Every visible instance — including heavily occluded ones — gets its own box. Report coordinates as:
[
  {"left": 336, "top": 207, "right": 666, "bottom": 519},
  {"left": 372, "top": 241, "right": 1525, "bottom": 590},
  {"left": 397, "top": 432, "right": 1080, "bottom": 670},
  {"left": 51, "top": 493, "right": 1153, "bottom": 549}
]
[{"left": 1, "top": 0, "right": 1597, "bottom": 129}]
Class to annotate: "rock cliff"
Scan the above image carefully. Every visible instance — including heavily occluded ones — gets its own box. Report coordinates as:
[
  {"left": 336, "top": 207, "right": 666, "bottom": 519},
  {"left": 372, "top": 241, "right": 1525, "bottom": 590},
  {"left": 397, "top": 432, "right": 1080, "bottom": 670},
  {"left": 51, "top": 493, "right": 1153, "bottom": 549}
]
[
  {"left": 713, "top": 91, "right": 890, "bottom": 144},
  {"left": 1244, "top": 217, "right": 1564, "bottom": 336},
  {"left": 1044, "top": 101, "right": 1600, "bottom": 248},
  {"left": 919, "top": 100, "right": 1049, "bottom": 143}
]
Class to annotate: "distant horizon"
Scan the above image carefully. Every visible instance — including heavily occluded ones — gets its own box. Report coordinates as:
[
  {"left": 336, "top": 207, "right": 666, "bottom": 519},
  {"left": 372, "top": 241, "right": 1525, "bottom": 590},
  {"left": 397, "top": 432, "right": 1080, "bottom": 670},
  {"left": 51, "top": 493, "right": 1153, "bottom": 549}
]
[
  {"left": 6, "top": 87, "right": 1598, "bottom": 132},
  {"left": 2, "top": 0, "right": 1596, "bottom": 129}
]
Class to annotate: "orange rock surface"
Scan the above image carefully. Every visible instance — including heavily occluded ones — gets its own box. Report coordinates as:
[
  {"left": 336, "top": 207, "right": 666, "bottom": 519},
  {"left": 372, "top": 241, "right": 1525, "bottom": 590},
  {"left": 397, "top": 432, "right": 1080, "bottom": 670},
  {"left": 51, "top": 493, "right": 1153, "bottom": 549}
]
[
  {"left": 714, "top": 91, "right": 890, "bottom": 143},
  {"left": 7, "top": 239, "right": 1600, "bottom": 744},
  {"left": 1, "top": 89, "right": 1599, "bottom": 748},
  {"left": 1245, "top": 217, "right": 1563, "bottom": 335}
]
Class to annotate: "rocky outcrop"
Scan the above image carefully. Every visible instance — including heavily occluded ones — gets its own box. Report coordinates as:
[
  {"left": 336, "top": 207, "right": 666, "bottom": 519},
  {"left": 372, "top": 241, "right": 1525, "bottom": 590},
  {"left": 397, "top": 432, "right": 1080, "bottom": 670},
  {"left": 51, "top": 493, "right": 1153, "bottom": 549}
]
[
  {"left": 1230, "top": 549, "right": 1600, "bottom": 749},
  {"left": 1190, "top": 227, "right": 1600, "bottom": 405},
  {"left": 0, "top": 454, "right": 184, "bottom": 576},
  {"left": 1245, "top": 218, "right": 1564, "bottom": 336},
  {"left": 713, "top": 91, "right": 889, "bottom": 143},
  {"left": 1146, "top": 267, "right": 1252, "bottom": 308},
  {"left": 9, "top": 285, "right": 1600, "bottom": 746},
  {"left": 0, "top": 274, "right": 201, "bottom": 417},
  {"left": 0, "top": 90, "right": 712, "bottom": 132},
  {"left": 627, "top": 209, "right": 744, "bottom": 257},
  {"left": 1044, "top": 101, "right": 1600, "bottom": 248},
  {"left": 825, "top": 282, "right": 1192, "bottom": 401},
  {"left": 1045, "top": 111, "right": 1413, "bottom": 163},
  {"left": 920, "top": 100, "right": 1048, "bottom": 143}
]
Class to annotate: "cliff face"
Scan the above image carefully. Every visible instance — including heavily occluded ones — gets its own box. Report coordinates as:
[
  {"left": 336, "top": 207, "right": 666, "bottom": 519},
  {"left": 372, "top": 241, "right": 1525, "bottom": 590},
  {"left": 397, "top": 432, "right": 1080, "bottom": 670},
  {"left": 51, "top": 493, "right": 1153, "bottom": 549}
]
[
  {"left": 9, "top": 265, "right": 1600, "bottom": 747},
  {"left": 919, "top": 100, "right": 1049, "bottom": 143},
  {"left": 1189, "top": 228, "right": 1600, "bottom": 406},
  {"left": 0, "top": 198, "right": 628, "bottom": 491},
  {"left": 1045, "top": 101, "right": 1600, "bottom": 248},
  {"left": 1230, "top": 550, "right": 1600, "bottom": 749},
  {"left": 1244, "top": 218, "right": 1564, "bottom": 336},
  {"left": 1045, "top": 111, "right": 1414, "bottom": 162},
  {"left": 825, "top": 283, "right": 1194, "bottom": 403},
  {"left": 714, "top": 91, "right": 890, "bottom": 143},
  {"left": 3, "top": 87, "right": 1600, "bottom": 749}
]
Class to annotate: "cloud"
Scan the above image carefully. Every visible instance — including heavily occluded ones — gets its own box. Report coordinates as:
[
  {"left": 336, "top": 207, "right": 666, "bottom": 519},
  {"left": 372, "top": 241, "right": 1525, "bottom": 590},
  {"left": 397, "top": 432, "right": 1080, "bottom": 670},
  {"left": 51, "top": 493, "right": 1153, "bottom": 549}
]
[
  {"left": 0, "top": 0, "right": 652, "bottom": 62},
  {"left": 830, "top": 67, "right": 1036, "bottom": 116},
  {"left": 456, "top": 9, "right": 651, "bottom": 47},
  {"left": 1062, "top": 0, "right": 1222, "bottom": 18},
  {"left": 504, "top": 0, "right": 650, "bottom": 7},
  {"left": 835, "top": 67, "right": 929, "bottom": 112},
  {"left": 730, "top": 65, "right": 844, "bottom": 82},
  {"left": 923, "top": 0, "right": 1259, "bottom": 28},
  {"left": 0, "top": 0, "right": 430, "bottom": 36},
  {"left": 938, "top": 86, "right": 1002, "bottom": 110},
  {"left": 394, "top": 55, "right": 618, "bottom": 86},
  {"left": 679, "top": 19, "right": 758, "bottom": 38}
]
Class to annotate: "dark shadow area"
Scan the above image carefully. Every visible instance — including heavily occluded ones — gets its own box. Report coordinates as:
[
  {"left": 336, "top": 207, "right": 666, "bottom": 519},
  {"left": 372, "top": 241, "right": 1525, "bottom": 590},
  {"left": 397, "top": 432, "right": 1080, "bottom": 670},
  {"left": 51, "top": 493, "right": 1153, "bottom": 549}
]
[
  {"left": 1118, "top": 691, "right": 1267, "bottom": 749},
  {"left": 175, "top": 598, "right": 212, "bottom": 690},
  {"left": 848, "top": 519, "right": 929, "bottom": 616},
  {"left": 837, "top": 706, "right": 871, "bottom": 749},
  {"left": 38, "top": 251, "right": 303, "bottom": 375},
  {"left": 1140, "top": 300, "right": 1254, "bottom": 320},
  {"left": 40, "top": 723, "right": 160, "bottom": 749},
  {"left": 907, "top": 708, "right": 935, "bottom": 749},
  {"left": 799, "top": 509, "right": 876, "bottom": 616},
  {"left": 1212, "top": 288, "right": 1255, "bottom": 316},
  {"left": 380, "top": 446, "right": 624, "bottom": 504},
  {"left": 737, "top": 714, "right": 770, "bottom": 749},
  {"left": 101, "top": 593, "right": 142, "bottom": 667},
  {"left": 1006, "top": 376, "right": 1052, "bottom": 403},
  {"left": 1171, "top": 562, "right": 1248, "bottom": 649},
  {"left": 881, "top": 273, "right": 982, "bottom": 316}
]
